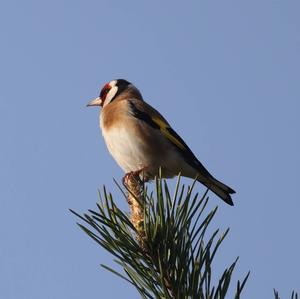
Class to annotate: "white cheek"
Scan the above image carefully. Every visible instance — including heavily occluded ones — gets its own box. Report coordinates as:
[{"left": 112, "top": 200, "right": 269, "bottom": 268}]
[
  {"left": 103, "top": 86, "right": 118, "bottom": 106},
  {"left": 109, "top": 80, "right": 117, "bottom": 87}
]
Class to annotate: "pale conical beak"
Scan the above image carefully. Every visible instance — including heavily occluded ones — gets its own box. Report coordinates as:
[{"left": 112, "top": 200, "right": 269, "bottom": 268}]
[{"left": 86, "top": 97, "right": 102, "bottom": 107}]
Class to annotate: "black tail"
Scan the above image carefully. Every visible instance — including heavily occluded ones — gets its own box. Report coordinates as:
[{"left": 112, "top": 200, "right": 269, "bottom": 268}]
[{"left": 200, "top": 177, "right": 235, "bottom": 206}]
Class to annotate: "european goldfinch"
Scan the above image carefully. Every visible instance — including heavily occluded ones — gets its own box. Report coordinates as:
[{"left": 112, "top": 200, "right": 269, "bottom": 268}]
[{"left": 87, "top": 79, "right": 235, "bottom": 205}]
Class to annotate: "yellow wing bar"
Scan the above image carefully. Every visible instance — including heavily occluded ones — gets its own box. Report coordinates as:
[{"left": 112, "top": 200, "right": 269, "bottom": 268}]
[{"left": 152, "top": 116, "right": 186, "bottom": 151}]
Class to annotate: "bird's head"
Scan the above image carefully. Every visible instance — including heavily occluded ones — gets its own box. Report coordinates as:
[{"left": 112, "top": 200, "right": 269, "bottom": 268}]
[{"left": 87, "top": 79, "right": 134, "bottom": 108}]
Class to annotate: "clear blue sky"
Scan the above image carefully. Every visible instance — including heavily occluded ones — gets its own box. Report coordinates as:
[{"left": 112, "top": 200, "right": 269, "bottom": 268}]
[{"left": 0, "top": 1, "right": 299, "bottom": 298}]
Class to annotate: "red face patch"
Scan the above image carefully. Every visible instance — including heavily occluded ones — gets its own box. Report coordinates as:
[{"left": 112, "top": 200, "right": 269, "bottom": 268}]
[{"left": 99, "top": 83, "right": 111, "bottom": 102}]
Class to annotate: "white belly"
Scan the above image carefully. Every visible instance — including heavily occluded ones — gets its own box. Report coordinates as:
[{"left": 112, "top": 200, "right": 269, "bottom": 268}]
[
  {"left": 102, "top": 126, "right": 149, "bottom": 173},
  {"left": 99, "top": 102, "right": 198, "bottom": 179}
]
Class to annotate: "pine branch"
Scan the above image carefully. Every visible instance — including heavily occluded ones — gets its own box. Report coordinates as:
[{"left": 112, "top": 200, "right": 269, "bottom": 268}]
[
  {"left": 273, "top": 290, "right": 298, "bottom": 299},
  {"left": 71, "top": 175, "right": 298, "bottom": 298}
]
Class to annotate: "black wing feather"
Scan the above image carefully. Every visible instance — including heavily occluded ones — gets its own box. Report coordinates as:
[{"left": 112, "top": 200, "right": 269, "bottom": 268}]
[{"left": 129, "top": 101, "right": 211, "bottom": 177}]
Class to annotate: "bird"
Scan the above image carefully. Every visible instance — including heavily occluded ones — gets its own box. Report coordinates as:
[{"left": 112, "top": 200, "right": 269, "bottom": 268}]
[{"left": 87, "top": 79, "right": 235, "bottom": 205}]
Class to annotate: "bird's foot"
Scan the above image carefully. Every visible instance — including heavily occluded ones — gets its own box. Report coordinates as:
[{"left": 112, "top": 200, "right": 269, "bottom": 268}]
[{"left": 123, "top": 167, "right": 149, "bottom": 186}]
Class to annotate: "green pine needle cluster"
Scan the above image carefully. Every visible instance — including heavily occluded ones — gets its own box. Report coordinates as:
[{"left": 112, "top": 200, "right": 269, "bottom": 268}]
[
  {"left": 273, "top": 290, "right": 298, "bottom": 299},
  {"left": 71, "top": 177, "right": 249, "bottom": 298},
  {"left": 71, "top": 176, "right": 298, "bottom": 299}
]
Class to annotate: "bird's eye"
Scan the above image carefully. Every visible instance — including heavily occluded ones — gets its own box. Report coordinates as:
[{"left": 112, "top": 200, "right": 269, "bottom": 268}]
[{"left": 100, "top": 84, "right": 111, "bottom": 98}]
